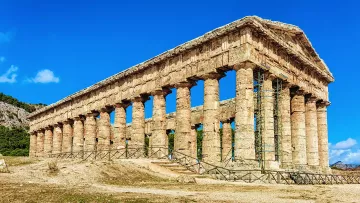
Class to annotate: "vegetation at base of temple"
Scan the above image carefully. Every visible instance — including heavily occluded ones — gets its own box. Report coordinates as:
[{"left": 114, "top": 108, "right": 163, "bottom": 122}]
[
  {"left": 0, "top": 126, "right": 29, "bottom": 156},
  {"left": 0, "top": 92, "right": 46, "bottom": 113}
]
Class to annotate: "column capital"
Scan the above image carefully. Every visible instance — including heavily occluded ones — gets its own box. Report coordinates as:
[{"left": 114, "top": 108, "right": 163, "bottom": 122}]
[
  {"left": 86, "top": 111, "right": 99, "bottom": 118},
  {"left": 317, "top": 101, "right": 331, "bottom": 108},
  {"left": 116, "top": 99, "right": 131, "bottom": 108},
  {"left": 151, "top": 87, "right": 172, "bottom": 96},
  {"left": 37, "top": 128, "right": 45, "bottom": 133},
  {"left": 74, "top": 116, "right": 85, "bottom": 121},
  {"left": 174, "top": 80, "right": 196, "bottom": 88},
  {"left": 305, "top": 95, "right": 318, "bottom": 103},
  {"left": 100, "top": 106, "right": 114, "bottom": 113},
  {"left": 263, "top": 72, "right": 277, "bottom": 81},
  {"left": 62, "top": 119, "right": 74, "bottom": 125},
  {"left": 233, "top": 62, "right": 256, "bottom": 71},
  {"left": 221, "top": 118, "right": 234, "bottom": 123},
  {"left": 131, "top": 95, "right": 150, "bottom": 103},
  {"left": 201, "top": 72, "right": 225, "bottom": 80},
  {"left": 53, "top": 122, "right": 63, "bottom": 128},
  {"left": 45, "top": 126, "right": 53, "bottom": 130}
]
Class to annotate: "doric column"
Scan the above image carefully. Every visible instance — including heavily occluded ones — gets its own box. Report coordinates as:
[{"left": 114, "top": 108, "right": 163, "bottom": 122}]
[
  {"left": 73, "top": 116, "right": 85, "bottom": 154},
  {"left": 305, "top": 96, "right": 320, "bottom": 170},
  {"left": 29, "top": 132, "right": 37, "bottom": 158},
  {"left": 317, "top": 101, "right": 330, "bottom": 173},
  {"left": 291, "top": 90, "right": 307, "bottom": 170},
  {"left": 97, "top": 108, "right": 112, "bottom": 151},
  {"left": 44, "top": 127, "right": 53, "bottom": 156},
  {"left": 52, "top": 123, "right": 63, "bottom": 154},
  {"left": 36, "top": 129, "right": 44, "bottom": 157},
  {"left": 234, "top": 63, "right": 255, "bottom": 161},
  {"left": 131, "top": 96, "right": 148, "bottom": 151},
  {"left": 61, "top": 120, "right": 73, "bottom": 153},
  {"left": 279, "top": 83, "right": 293, "bottom": 168},
  {"left": 190, "top": 124, "right": 200, "bottom": 159},
  {"left": 202, "top": 73, "right": 222, "bottom": 163},
  {"left": 222, "top": 119, "right": 233, "bottom": 161},
  {"left": 175, "top": 81, "right": 194, "bottom": 156},
  {"left": 113, "top": 102, "right": 129, "bottom": 150},
  {"left": 152, "top": 89, "right": 171, "bottom": 157},
  {"left": 261, "top": 73, "right": 278, "bottom": 169},
  {"left": 84, "top": 112, "right": 98, "bottom": 158}
]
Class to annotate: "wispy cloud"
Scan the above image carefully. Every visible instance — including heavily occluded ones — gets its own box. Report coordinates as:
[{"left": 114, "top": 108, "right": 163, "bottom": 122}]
[
  {"left": 28, "top": 69, "right": 60, "bottom": 83},
  {"left": 0, "top": 65, "right": 18, "bottom": 83},
  {"left": 0, "top": 31, "right": 14, "bottom": 44},
  {"left": 329, "top": 137, "right": 359, "bottom": 164},
  {"left": 333, "top": 138, "right": 357, "bottom": 149},
  {"left": 0, "top": 56, "right": 5, "bottom": 63}
]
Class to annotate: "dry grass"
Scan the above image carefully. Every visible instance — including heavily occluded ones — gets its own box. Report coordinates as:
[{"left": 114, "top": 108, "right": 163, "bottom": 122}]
[
  {"left": 0, "top": 182, "right": 194, "bottom": 203},
  {"left": 100, "top": 164, "right": 175, "bottom": 186},
  {"left": 2, "top": 156, "right": 37, "bottom": 166}
]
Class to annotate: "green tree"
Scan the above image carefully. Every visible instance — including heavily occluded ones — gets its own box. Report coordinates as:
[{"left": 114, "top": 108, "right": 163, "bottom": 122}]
[{"left": 0, "top": 126, "right": 30, "bottom": 156}]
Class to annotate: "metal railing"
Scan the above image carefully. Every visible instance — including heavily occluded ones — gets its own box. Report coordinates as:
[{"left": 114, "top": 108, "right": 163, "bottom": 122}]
[{"left": 49, "top": 147, "right": 360, "bottom": 185}]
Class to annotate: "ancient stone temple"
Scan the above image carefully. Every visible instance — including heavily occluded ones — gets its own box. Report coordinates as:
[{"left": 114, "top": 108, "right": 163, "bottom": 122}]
[{"left": 28, "top": 16, "right": 334, "bottom": 174}]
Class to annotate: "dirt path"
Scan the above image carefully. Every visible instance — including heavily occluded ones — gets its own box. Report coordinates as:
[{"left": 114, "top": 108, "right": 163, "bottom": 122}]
[{"left": 1, "top": 157, "right": 360, "bottom": 203}]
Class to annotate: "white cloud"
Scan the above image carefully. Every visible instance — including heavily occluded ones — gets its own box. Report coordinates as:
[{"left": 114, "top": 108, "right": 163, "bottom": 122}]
[
  {"left": 343, "top": 150, "right": 360, "bottom": 164},
  {"left": 0, "top": 56, "right": 5, "bottom": 63},
  {"left": 29, "top": 69, "right": 60, "bottom": 83},
  {"left": 333, "top": 138, "right": 357, "bottom": 149},
  {"left": 0, "top": 31, "right": 13, "bottom": 44},
  {"left": 0, "top": 65, "right": 18, "bottom": 83}
]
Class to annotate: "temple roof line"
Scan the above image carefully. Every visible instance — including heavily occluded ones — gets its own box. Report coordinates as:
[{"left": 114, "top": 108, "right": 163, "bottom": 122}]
[{"left": 28, "top": 16, "right": 333, "bottom": 119}]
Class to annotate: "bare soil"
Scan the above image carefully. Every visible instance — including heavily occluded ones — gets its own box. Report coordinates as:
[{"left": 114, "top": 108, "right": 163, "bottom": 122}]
[{"left": 1, "top": 156, "right": 360, "bottom": 203}]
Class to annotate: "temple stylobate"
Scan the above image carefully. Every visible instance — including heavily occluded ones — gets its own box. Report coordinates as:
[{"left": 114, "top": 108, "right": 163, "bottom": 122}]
[{"left": 28, "top": 16, "right": 334, "bottom": 174}]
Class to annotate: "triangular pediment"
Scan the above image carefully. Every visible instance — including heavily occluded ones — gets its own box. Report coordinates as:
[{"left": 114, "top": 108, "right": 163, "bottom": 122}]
[{"left": 249, "top": 17, "right": 332, "bottom": 78}]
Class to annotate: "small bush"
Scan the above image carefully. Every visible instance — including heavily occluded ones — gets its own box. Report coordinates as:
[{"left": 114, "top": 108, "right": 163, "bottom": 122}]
[{"left": 48, "top": 161, "right": 59, "bottom": 174}]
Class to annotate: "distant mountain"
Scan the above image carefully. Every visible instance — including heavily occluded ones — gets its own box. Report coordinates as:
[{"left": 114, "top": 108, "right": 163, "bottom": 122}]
[
  {"left": 330, "top": 161, "right": 360, "bottom": 170},
  {"left": 0, "top": 93, "right": 46, "bottom": 128}
]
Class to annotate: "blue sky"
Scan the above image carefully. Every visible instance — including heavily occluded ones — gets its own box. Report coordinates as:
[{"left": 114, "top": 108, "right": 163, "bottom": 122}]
[{"left": 0, "top": 0, "right": 359, "bottom": 164}]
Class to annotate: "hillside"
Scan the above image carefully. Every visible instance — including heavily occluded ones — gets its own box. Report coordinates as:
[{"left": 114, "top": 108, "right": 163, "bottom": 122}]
[{"left": 0, "top": 93, "right": 46, "bottom": 128}]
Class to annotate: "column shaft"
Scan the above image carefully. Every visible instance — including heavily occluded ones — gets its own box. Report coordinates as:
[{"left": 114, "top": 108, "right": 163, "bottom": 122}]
[
  {"left": 131, "top": 97, "right": 146, "bottom": 148},
  {"left": 73, "top": 117, "right": 84, "bottom": 153},
  {"left": 114, "top": 104, "right": 127, "bottom": 150},
  {"left": 291, "top": 93, "right": 307, "bottom": 169},
  {"left": 317, "top": 103, "right": 330, "bottom": 172},
  {"left": 98, "top": 109, "right": 111, "bottom": 151},
  {"left": 305, "top": 98, "right": 320, "bottom": 169},
  {"left": 175, "top": 82, "right": 193, "bottom": 156},
  {"left": 234, "top": 65, "right": 255, "bottom": 160},
  {"left": 222, "top": 120, "right": 232, "bottom": 161},
  {"left": 36, "top": 130, "right": 44, "bottom": 157},
  {"left": 62, "top": 121, "right": 73, "bottom": 153},
  {"left": 84, "top": 113, "right": 97, "bottom": 157},
  {"left": 280, "top": 85, "right": 292, "bottom": 168},
  {"left": 44, "top": 128, "right": 53, "bottom": 156},
  {"left": 202, "top": 75, "right": 221, "bottom": 163},
  {"left": 190, "top": 125, "right": 198, "bottom": 159},
  {"left": 261, "top": 76, "right": 276, "bottom": 167},
  {"left": 52, "top": 125, "right": 63, "bottom": 154},
  {"left": 29, "top": 132, "right": 37, "bottom": 157},
  {"left": 152, "top": 90, "right": 169, "bottom": 157}
]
